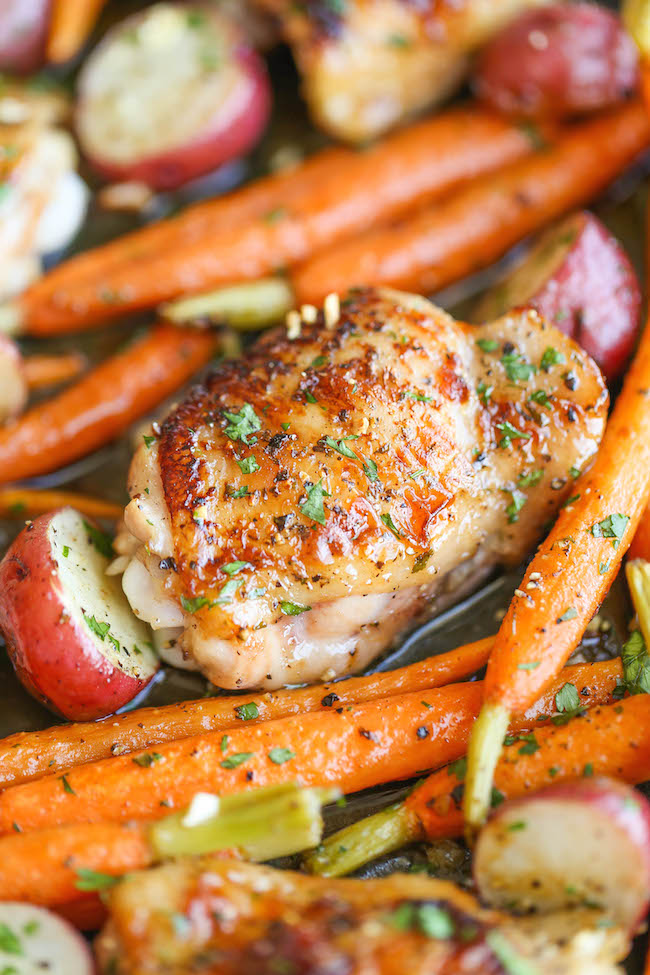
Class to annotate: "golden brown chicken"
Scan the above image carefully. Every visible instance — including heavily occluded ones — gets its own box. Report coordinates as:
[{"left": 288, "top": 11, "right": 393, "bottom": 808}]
[
  {"left": 95, "top": 857, "right": 628, "bottom": 975},
  {"left": 254, "top": 0, "right": 550, "bottom": 141},
  {"left": 115, "top": 287, "right": 607, "bottom": 690}
]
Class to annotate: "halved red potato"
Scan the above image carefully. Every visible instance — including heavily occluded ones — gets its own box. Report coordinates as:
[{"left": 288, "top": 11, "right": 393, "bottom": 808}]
[
  {"left": 474, "top": 777, "right": 650, "bottom": 935},
  {"left": 0, "top": 903, "right": 94, "bottom": 973},
  {"left": 474, "top": 210, "right": 642, "bottom": 380},
  {"left": 0, "top": 334, "right": 27, "bottom": 422},
  {"left": 0, "top": 0, "right": 50, "bottom": 75},
  {"left": 473, "top": 3, "right": 639, "bottom": 120},
  {"left": 75, "top": 2, "right": 271, "bottom": 190},
  {"left": 0, "top": 507, "right": 159, "bottom": 720}
]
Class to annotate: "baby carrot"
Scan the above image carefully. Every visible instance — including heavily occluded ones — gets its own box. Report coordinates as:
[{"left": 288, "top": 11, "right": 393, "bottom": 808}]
[
  {"left": 46, "top": 0, "right": 108, "bottom": 63},
  {"left": 0, "top": 638, "right": 493, "bottom": 789},
  {"left": 22, "top": 352, "right": 86, "bottom": 390},
  {"left": 0, "top": 324, "right": 215, "bottom": 484},
  {"left": 0, "top": 488, "right": 122, "bottom": 522},
  {"left": 0, "top": 660, "right": 620, "bottom": 836},
  {"left": 292, "top": 101, "right": 650, "bottom": 305},
  {"left": 464, "top": 287, "right": 650, "bottom": 834},
  {"left": 15, "top": 107, "right": 543, "bottom": 334},
  {"left": 307, "top": 677, "right": 638, "bottom": 876}
]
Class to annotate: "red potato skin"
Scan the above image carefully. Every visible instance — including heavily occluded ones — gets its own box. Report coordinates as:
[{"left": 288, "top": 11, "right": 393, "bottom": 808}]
[
  {"left": 0, "top": 0, "right": 50, "bottom": 74},
  {"left": 77, "top": 43, "right": 271, "bottom": 191},
  {"left": 512, "top": 212, "right": 640, "bottom": 380},
  {"left": 474, "top": 3, "right": 639, "bottom": 120},
  {"left": 0, "top": 512, "right": 153, "bottom": 721},
  {"left": 475, "top": 777, "right": 650, "bottom": 933}
]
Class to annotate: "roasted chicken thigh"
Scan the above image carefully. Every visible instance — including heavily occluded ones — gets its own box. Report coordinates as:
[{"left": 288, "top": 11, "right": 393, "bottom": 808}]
[
  {"left": 254, "top": 0, "right": 550, "bottom": 142},
  {"left": 117, "top": 288, "right": 606, "bottom": 689}
]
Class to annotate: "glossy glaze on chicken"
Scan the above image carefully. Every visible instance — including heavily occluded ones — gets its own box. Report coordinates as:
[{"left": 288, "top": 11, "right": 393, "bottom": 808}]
[{"left": 117, "top": 287, "right": 607, "bottom": 689}]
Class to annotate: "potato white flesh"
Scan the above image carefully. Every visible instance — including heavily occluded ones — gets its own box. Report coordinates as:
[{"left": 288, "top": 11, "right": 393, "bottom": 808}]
[
  {"left": 76, "top": 2, "right": 270, "bottom": 189},
  {"left": 0, "top": 903, "right": 94, "bottom": 974},
  {"left": 50, "top": 508, "right": 158, "bottom": 679},
  {"left": 0, "top": 507, "right": 158, "bottom": 719},
  {"left": 474, "top": 778, "right": 650, "bottom": 933}
]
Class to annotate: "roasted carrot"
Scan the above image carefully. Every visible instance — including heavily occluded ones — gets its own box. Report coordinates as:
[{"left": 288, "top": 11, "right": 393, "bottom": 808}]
[
  {"left": 0, "top": 785, "right": 330, "bottom": 916},
  {"left": 0, "top": 821, "right": 152, "bottom": 907},
  {"left": 464, "top": 282, "right": 650, "bottom": 833},
  {"left": 14, "top": 107, "right": 545, "bottom": 334},
  {"left": 0, "top": 637, "right": 493, "bottom": 790},
  {"left": 0, "top": 488, "right": 122, "bottom": 521},
  {"left": 22, "top": 352, "right": 86, "bottom": 390},
  {"left": 0, "top": 660, "right": 620, "bottom": 836},
  {"left": 46, "top": 0, "right": 108, "bottom": 64},
  {"left": 0, "top": 325, "right": 215, "bottom": 484},
  {"left": 307, "top": 683, "right": 642, "bottom": 876},
  {"left": 292, "top": 101, "right": 650, "bottom": 305}
]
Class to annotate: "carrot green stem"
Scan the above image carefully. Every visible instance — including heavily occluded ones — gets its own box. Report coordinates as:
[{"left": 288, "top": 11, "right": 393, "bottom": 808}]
[
  {"left": 303, "top": 802, "right": 417, "bottom": 877},
  {"left": 626, "top": 559, "right": 650, "bottom": 651},
  {"left": 463, "top": 700, "right": 510, "bottom": 841},
  {"left": 149, "top": 783, "right": 340, "bottom": 862},
  {"left": 159, "top": 277, "right": 293, "bottom": 331}
]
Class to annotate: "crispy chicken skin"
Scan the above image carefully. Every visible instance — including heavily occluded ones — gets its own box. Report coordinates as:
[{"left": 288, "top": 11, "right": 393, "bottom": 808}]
[
  {"left": 96, "top": 858, "right": 627, "bottom": 975},
  {"left": 253, "top": 0, "right": 550, "bottom": 142},
  {"left": 118, "top": 287, "right": 607, "bottom": 689}
]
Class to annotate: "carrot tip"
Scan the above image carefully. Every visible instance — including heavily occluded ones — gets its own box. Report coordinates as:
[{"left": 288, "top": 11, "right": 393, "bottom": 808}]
[{"left": 463, "top": 700, "right": 511, "bottom": 843}]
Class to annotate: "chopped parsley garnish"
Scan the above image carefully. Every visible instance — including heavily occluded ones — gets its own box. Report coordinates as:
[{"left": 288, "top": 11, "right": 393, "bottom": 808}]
[
  {"left": 516, "top": 732, "right": 540, "bottom": 755},
  {"left": 540, "top": 347, "right": 566, "bottom": 371},
  {"left": 557, "top": 607, "right": 578, "bottom": 622},
  {"left": 477, "top": 381, "right": 493, "bottom": 405},
  {"left": 222, "top": 561, "right": 250, "bottom": 576},
  {"left": 263, "top": 206, "right": 288, "bottom": 224},
  {"left": 268, "top": 747, "right": 295, "bottom": 765},
  {"left": 590, "top": 513, "right": 629, "bottom": 549},
  {"left": 599, "top": 560, "right": 611, "bottom": 575},
  {"left": 413, "top": 551, "right": 431, "bottom": 573},
  {"left": 220, "top": 735, "right": 229, "bottom": 753},
  {"left": 404, "top": 390, "right": 433, "bottom": 403},
  {"left": 621, "top": 629, "right": 650, "bottom": 695},
  {"left": 227, "top": 485, "right": 249, "bottom": 499},
  {"left": 363, "top": 457, "right": 379, "bottom": 482},
  {"left": 59, "top": 774, "right": 75, "bottom": 795},
  {"left": 476, "top": 338, "right": 498, "bottom": 353},
  {"left": 83, "top": 613, "right": 110, "bottom": 640},
  {"left": 75, "top": 869, "right": 120, "bottom": 892},
  {"left": 518, "top": 469, "right": 543, "bottom": 488},
  {"left": 517, "top": 661, "right": 540, "bottom": 671},
  {"left": 62, "top": 545, "right": 70, "bottom": 558},
  {"left": 281, "top": 422, "right": 291, "bottom": 431},
  {"left": 503, "top": 488, "right": 526, "bottom": 524},
  {"left": 311, "top": 355, "right": 328, "bottom": 368},
  {"left": 235, "top": 702, "right": 259, "bottom": 721},
  {"left": 220, "top": 752, "right": 254, "bottom": 769},
  {"left": 562, "top": 494, "right": 580, "bottom": 508},
  {"left": 83, "top": 519, "right": 114, "bottom": 558},
  {"left": 529, "top": 389, "right": 551, "bottom": 408},
  {"left": 300, "top": 480, "right": 328, "bottom": 525},
  {"left": 389, "top": 902, "right": 454, "bottom": 940},
  {"left": 132, "top": 752, "right": 163, "bottom": 768},
  {"left": 305, "top": 391, "right": 318, "bottom": 404},
  {"left": 324, "top": 435, "right": 358, "bottom": 459},
  {"left": 496, "top": 421, "right": 531, "bottom": 448},
  {"left": 380, "top": 513, "right": 402, "bottom": 537},
  {"left": 0, "top": 922, "right": 23, "bottom": 955},
  {"left": 486, "top": 929, "right": 537, "bottom": 975},
  {"left": 501, "top": 351, "right": 536, "bottom": 383},
  {"left": 181, "top": 595, "right": 214, "bottom": 614},
  {"left": 555, "top": 682, "right": 580, "bottom": 713},
  {"left": 214, "top": 579, "right": 244, "bottom": 605},
  {"left": 222, "top": 403, "right": 261, "bottom": 444},
  {"left": 448, "top": 758, "right": 467, "bottom": 781},
  {"left": 236, "top": 455, "right": 260, "bottom": 474},
  {"left": 280, "top": 601, "right": 311, "bottom": 616},
  {"left": 569, "top": 466, "right": 581, "bottom": 479},
  {"left": 410, "top": 468, "right": 426, "bottom": 479}
]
